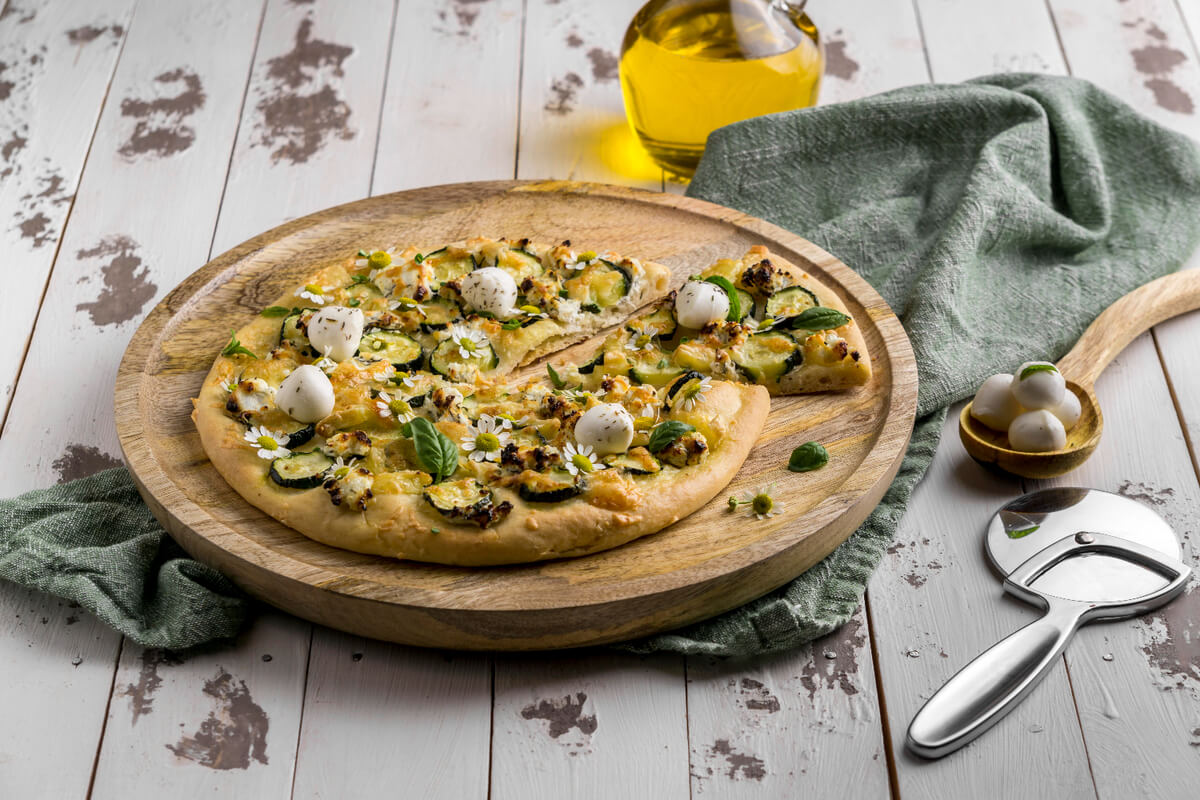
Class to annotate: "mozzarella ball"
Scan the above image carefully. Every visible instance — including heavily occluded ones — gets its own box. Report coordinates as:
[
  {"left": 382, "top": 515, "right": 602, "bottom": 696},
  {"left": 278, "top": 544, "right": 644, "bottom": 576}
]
[
  {"left": 674, "top": 281, "right": 730, "bottom": 329},
  {"left": 1011, "top": 361, "right": 1065, "bottom": 410},
  {"left": 970, "top": 373, "right": 1024, "bottom": 432},
  {"left": 574, "top": 403, "right": 634, "bottom": 455},
  {"left": 307, "top": 306, "right": 364, "bottom": 362},
  {"left": 1047, "top": 388, "right": 1081, "bottom": 431},
  {"left": 461, "top": 267, "right": 518, "bottom": 318},
  {"left": 1008, "top": 410, "right": 1067, "bottom": 453},
  {"left": 278, "top": 365, "right": 335, "bottom": 423}
]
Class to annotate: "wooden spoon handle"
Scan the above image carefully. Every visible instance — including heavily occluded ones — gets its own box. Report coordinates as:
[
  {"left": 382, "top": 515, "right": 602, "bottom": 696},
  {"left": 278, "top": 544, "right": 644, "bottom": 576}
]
[{"left": 1056, "top": 270, "right": 1200, "bottom": 390}]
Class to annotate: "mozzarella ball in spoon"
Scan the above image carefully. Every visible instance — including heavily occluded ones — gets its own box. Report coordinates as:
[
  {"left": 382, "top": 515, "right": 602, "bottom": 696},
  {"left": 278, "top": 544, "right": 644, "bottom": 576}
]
[
  {"left": 1008, "top": 409, "right": 1067, "bottom": 453},
  {"left": 461, "top": 267, "right": 518, "bottom": 319},
  {"left": 1047, "top": 388, "right": 1081, "bottom": 430},
  {"left": 1011, "top": 361, "right": 1065, "bottom": 410},
  {"left": 574, "top": 403, "right": 634, "bottom": 455},
  {"left": 970, "top": 373, "right": 1024, "bottom": 431},
  {"left": 278, "top": 364, "right": 335, "bottom": 423},
  {"left": 674, "top": 281, "right": 730, "bottom": 329},
  {"left": 307, "top": 306, "right": 364, "bottom": 362}
]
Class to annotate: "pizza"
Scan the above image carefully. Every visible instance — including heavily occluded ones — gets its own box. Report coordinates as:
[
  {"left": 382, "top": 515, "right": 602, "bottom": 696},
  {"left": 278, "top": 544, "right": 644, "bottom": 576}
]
[{"left": 193, "top": 239, "right": 869, "bottom": 566}]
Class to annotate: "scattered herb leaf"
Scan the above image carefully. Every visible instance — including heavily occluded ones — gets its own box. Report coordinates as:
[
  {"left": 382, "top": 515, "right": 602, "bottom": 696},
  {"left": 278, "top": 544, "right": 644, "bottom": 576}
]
[
  {"left": 221, "top": 329, "right": 258, "bottom": 359},
  {"left": 259, "top": 306, "right": 291, "bottom": 317},
  {"left": 788, "top": 441, "right": 829, "bottom": 472},
  {"left": 1019, "top": 363, "right": 1058, "bottom": 380},
  {"left": 502, "top": 318, "right": 523, "bottom": 330},
  {"left": 787, "top": 306, "right": 849, "bottom": 331},
  {"left": 648, "top": 420, "right": 696, "bottom": 453},
  {"left": 406, "top": 417, "right": 459, "bottom": 483},
  {"left": 1007, "top": 525, "right": 1039, "bottom": 539},
  {"left": 357, "top": 249, "right": 369, "bottom": 258},
  {"left": 414, "top": 253, "right": 424, "bottom": 264},
  {"left": 547, "top": 363, "right": 566, "bottom": 389}
]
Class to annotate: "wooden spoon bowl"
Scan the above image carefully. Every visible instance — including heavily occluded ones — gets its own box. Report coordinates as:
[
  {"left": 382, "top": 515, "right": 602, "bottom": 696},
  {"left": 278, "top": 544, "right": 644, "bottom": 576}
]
[{"left": 959, "top": 270, "right": 1200, "bottom": 479}]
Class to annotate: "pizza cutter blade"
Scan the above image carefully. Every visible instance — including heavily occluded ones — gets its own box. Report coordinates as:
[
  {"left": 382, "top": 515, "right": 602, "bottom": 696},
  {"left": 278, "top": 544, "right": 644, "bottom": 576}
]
[{"left": 905, "top": 487, "right": 1192, "bottom": 760}]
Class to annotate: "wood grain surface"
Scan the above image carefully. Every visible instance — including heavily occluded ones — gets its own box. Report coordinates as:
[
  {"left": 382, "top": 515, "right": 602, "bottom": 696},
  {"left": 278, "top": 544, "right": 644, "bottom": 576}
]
[{"left": 114, "top": 179, "right": 918, "bottom": 650}]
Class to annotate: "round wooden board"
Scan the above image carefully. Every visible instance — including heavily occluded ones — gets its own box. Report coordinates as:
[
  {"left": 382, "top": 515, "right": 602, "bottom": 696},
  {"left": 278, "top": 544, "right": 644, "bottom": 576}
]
[{"left": 115, "top": 180, "right": 917, "bottom": 651}]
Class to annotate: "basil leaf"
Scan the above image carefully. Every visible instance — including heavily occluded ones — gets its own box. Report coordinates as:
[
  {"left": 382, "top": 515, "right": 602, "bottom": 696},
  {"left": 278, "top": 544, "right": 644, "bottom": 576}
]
[
  {"left": 788, "top": 441, "right": 829, "bottom": 472},
  {"left": 406, "top": 417, "right": 459, "bottom": 482},
  {"left": 259, "top": 306, "right": 291, "bottom": 317},
  {"left": 547, "top": 363, "right": 566, "bottom": 389},
  {"left": 703, "top": 275, "right": 740, "bottom": 321},
  {"left": 648, "top": 420, "right": 696, "bottom": 453},
  {"left": 1007, "top": 525, "right": 1039, "bottom": 539},
  {"left": 502, "top": 319, "right": 523, "bottom": 330},
  {"left": 788, "top": 307, "right": 849, "bottom": 331},
  {"left": 220, "top": 329, "right": 257, "bottom": 359},
  {"left": 1019, "top": 363, "right": 1058, "bottom": 380}
]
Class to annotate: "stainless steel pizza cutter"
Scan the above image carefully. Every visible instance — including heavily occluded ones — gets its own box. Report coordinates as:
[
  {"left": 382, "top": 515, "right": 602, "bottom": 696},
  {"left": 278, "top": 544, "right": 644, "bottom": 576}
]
[{"left": 906, "top": 487, "right": 1192, "bottom": 759}]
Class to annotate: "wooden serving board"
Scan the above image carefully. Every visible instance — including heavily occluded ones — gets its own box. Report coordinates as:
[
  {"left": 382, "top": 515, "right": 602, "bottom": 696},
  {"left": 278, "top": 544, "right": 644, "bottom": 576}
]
[{"left": 115, "top": 180, "right": 917, "bottom": 650}]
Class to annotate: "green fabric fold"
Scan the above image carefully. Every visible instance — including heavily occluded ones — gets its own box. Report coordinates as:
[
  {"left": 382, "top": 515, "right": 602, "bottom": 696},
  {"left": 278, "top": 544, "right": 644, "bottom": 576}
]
[{"left": 3, "top": 74, "right": 1199, "bottom": 653}]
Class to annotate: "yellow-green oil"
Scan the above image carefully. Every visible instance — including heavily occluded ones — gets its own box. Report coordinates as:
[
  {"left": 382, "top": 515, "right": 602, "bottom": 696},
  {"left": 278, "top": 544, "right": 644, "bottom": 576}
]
[{"left": 619, "top": 0, "right": 823, "bottom": 177}]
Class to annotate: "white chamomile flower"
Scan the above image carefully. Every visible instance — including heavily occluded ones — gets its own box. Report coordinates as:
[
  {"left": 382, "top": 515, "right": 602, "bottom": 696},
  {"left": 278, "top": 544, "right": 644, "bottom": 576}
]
[
  {"left": 355, "top": 248, "right": 398, "bottom": 271},
  {"left": 388, "top": 296, "right": 427, "bottom": 316},
  {"left": 375, "top": 391, "right": 412, "bottom": 422},
  {"left": 221, "top": 378, "right": 238, "bottom": 393},
  {"left": 563, "top": 442, "right": 607, "bottom": 476},
  {"left": 448, "top": 324, "right": 489, "bottom": 360},
  {"left": 461, "top": 414, "right": 511, "bottom": 462},
  {"left": 564, "top": 249, "right": 600, "bottom": 271},
  {"left": 313, "top": 345, "right": 337, "bottom": 374},
  {"left": 392, "top": 370, "right": 418, "bottom": 389},
  {"left": 330, "top": 455, "right": 357, "bottom": 480},
  {"left": 517, "top": 304, "right": 548, "bottom": 319},
  {"left": 729, "top": 484, "right": 780, "bottom": 520},
  {"left": 564, "top": 388, "right": 591, "bottom": 404},
  {"left": 676, "top": 375, "right": 712, "bottom": 412},
  {"left": 298, "top": 283, "right": 334, "bottom": 305},
  {"left": 244, "top": 425, "right": 289, "bottom": 460},
  {"left": 624, "top": 324, "right": 657, "bottom": 352}
]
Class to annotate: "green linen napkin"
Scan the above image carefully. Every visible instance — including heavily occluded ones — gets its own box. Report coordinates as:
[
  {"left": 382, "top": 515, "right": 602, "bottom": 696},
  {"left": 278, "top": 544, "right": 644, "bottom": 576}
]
[{"left": 3, "top": 74, "right": 1199, "bottom": 653}]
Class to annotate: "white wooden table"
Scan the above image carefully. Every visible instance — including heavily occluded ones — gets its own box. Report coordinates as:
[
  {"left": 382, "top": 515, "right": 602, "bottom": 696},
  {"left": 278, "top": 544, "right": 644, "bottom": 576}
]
[{"left": 2, "top": 1, "right": 1199, "bottom": 797}]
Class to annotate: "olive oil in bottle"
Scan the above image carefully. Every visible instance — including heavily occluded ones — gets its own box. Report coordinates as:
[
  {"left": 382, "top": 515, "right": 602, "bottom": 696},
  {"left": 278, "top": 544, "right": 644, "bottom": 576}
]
[{"left": 619, "top": 0, "right": 823, "bottom": 178}]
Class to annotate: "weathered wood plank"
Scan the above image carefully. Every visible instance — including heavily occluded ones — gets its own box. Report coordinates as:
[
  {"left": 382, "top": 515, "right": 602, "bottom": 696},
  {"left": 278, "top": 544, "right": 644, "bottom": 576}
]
[
  {"left": 685, "top": 606, "right": 889, "bottom": 798},
  {"left": 371, "top": 0, "right": 523, "bottom": 193},
  {"left": 914, "top": 0, "right": 1068, "bottom": 80},
  {"left": 291, "top": 629, "right": 491, "bottom": 799},
  {"left": 868, "top": 404, "right": 1095, "bottom": 797},
  {"left": 0, "top": 0, "right": 134, "bottom": 415},
  {"left": 0, "top": 584, "right": 122, "bottom": 798},
  {"left": 817, "top": 0, "right": 929, "bottom": 104},
  {"left": 491, "top": 652, "right": 690, "bottom": 800},
  {"left": 517, "top": 0, "right": 662, "bottom": 189}
]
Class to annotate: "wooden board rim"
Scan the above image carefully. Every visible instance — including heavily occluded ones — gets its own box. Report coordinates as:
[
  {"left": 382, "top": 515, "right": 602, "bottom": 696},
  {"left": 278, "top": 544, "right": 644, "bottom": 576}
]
[{"left": 115, "top": 179, "right": 918, "bottom": 648}]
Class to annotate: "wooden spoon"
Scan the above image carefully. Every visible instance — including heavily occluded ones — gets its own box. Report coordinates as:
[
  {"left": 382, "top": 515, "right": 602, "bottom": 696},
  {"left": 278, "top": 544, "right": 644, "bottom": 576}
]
[{"left": 960, "top": 269, "right": 1200, "bottom": 479}]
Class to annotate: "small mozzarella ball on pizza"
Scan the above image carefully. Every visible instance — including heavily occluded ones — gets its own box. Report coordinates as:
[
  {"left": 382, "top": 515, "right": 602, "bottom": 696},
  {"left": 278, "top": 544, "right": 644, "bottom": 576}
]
[
  {"left": 461, "top": 267, "right": 519, "bottom": 319},
  {"left": 308, "top": 306, "right": 364, "bottom": 361},
  {"left": 675, "top": 281, "right": 729, "bottom": 329},
  {"left": 278, "top": 364, "right": 335, "bottom": 423},
  {"left": 574, "top": 402, "right": 634, "bottom": 455}
]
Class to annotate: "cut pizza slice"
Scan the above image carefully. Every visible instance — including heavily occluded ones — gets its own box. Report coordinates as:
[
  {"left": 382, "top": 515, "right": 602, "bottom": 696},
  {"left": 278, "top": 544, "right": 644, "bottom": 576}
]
[
  {"left": 280, "top": 237, "right": 672, "bottom": 384},
  {"left": 561, "top": 246, "right": 872, "bottom": 395}
]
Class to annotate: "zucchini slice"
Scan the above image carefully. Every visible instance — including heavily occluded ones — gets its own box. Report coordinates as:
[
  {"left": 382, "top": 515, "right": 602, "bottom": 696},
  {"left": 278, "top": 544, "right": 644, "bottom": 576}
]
[
  {"left": 605, "top": 449, "right": 661, "bottom": 475},
  {"left": 576, "top": 351, "right": 605, "bottom": 375},
  {"left": 764, "top": 286, "right": 819, "bottom": 319},
  {"left": 418, "top": 297, "right": 463, "bottom": 332},
  {"left": 344, "top": 280, "right": 383, "bottom": 305},
  {"left": 736, "top": 289, "right": 756, "bottom": 320},
  {"left": 280, "top": 309, "right": 316, "bottom": 352},
  {"left": 269, "top": 450, "right": 333, "bottom": 489},
  {"left": 563, "top": 260, "right": 631, "bottom": 311},
  {"left": 424, "top": 248, "right": 476, "bottom": 287},
  {"left": 666, "top": 371, "right": 706, "bottom": 404},
  {"left": 429, "top": 336, "right": 500, "bottom": 378},
  {"left": 518, "top": 469, "right": 581, "bottom": 503},
  {"left": 732, "top": 330, "right": 802, "bottom": 384},
  {"left": 628, "top": 349, "right": 686, "bottom": 387},
  {"left": 281, "top": 423, "right": 316, "bottom": 449},
  {"left": 423, "top": 478, "right": 511, "bottom": 527},
  {"left": 358, "top": 329, "right": 424, "bottom": 371},
  {"left": 496, "top": 248, "right": 544, "bottom": 284},
  {"left": 627, "top": 305, "right": 677, "bottom": 338}
]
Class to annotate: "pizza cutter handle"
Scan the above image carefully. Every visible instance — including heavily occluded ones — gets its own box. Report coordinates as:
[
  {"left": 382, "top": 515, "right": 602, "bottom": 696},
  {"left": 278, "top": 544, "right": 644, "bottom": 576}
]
[{"left": 905, "top": 599, "right": 1086, "bottom": 759}]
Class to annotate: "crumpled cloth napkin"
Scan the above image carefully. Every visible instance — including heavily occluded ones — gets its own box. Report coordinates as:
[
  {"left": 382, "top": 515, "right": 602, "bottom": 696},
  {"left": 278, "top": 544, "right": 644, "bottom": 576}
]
[{"left": 3, "top": 74, "right": 1199, "bottom": 653}]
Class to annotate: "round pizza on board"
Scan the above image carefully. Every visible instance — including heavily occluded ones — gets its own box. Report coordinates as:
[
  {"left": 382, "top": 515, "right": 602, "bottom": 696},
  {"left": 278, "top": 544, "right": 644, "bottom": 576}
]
[{"left": 193, "top": 237, "right": 871, "bottom": 566}]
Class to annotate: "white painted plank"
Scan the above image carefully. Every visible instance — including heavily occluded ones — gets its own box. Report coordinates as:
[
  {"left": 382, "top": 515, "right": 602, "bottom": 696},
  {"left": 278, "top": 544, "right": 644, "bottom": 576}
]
[
  {"left": 517, "top": 0, "right": 662, "bottom": 189},
  {"left": 1050, "top": 0, "right": 1200, "bottom": 136},
  {"left": 867, "top": 404, "right": 1095, "bottom": 797},
  {"left": 210, "top": 0, "right": 394, "bottom": 255},
  {"left": 0, "top": 0, "right": 134, "bottom": 413},
  {"left": 817, "top": 0, "right": 930, "bottom": 105},
  {"left": 91, "top": 613, "right": 311, "bottom": 798},
  {"left": 291, "top": 628, "right": 491, "bottom": 799},
  {"left": 685, "top": 606, "right": 889, "bottom": 798},
  {"left": 491, "top": 651, "right": 690, "bottom": 800},
  {"left": 914, "top": 0, "right": 1068, "bottom": 80},
  {"left": 0, "top": 583, "right": 122, "bottom": 797},
  {"left": 371, "top": 0, "right": 522, "bottom": 193}
]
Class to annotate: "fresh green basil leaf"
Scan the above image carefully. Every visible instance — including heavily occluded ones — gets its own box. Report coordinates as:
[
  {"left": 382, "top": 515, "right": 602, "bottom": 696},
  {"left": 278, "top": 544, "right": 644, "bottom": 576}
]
[
  {"left": 703, "top": 275, "right": 740, "bottom": 321},
  {"left": 648, "top": 420, "right": 696, "bottom": 453},
  {"left": 1019, "top": 363, "right": 1058, "bottom": 380},
  {"left": 787, "top": 441, "right": 829, "bottom": 472},
  {"left": 787, "top": 306, "right": 850, "bottom": 331},
  {"left": 259, "top": 306, "right": 291, "bottom": 317},
  {"left": 547, "top": 363, "right": 566, "bottom": 389},
  {"left": 220, "top": 329, "right": 257, "bottom": 359},
  {"left": 406, "top": 417, "right": 459, "bottom": 482}
]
